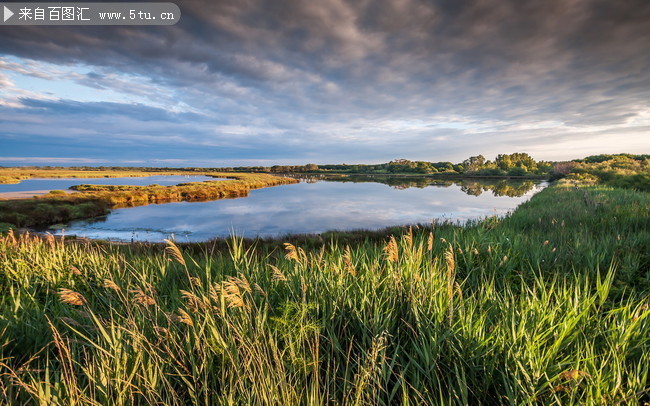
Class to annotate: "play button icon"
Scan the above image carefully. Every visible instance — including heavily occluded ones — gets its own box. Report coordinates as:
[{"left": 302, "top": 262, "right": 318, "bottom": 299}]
[{"left": 3, "top": 6, "right": 14, "bottom": 22}]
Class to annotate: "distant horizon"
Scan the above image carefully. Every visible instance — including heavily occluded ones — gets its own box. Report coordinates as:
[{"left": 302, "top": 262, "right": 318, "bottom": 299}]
[{"left": 1, "top": 151, "right": 648, "bottom": 169}]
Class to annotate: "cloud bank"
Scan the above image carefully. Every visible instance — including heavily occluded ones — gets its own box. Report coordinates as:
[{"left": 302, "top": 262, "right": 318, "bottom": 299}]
[{"left": 1, "top": 0, "right": 648, "bottom": 165}]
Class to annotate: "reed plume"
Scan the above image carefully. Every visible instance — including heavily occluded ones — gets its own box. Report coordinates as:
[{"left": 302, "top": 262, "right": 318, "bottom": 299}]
[
  {"left": 444, "top": 244, "right": 455, "bottom": 324},
  {"left": 284, "top": 243, "right": 299, "bottom": 261},
  {"left": 164, "top": 239, "right": 186, "bottom": 266},
  {"left": 58, "top": 289, "right": 87, "bottom": 306},
  {"left": 103, "top": 279, "right": 121, "bottom": 292},
  {"left": 172, "top": 309, "right": 194, "bottom": 326},
  {"left": 6, "top": 228, "right": 17, "bottom": 246},
  {"left": 180, "top": 290, "right": 207, "bottom": 312},
  {"left": 222, "top": 278, "right": 245, "bottom": 308},
  {"left": 45, "top": 232, "right": 55, "bottom": 249},
  {"left": 343, "top": 246, "right": 356, "bottom": 276},
  {"left": 270, "top": 264, "right": 287, "bottom": 282},
  {"left": 403, "top": 227, "right": 413, "bottom": 249},
  {"left": 444, "top": 244, "right": 455, "bottom": 275},
  {"left": 188, "top": 276, "right": 202, "bottom": 288},
  {"left": 384, "top": 236, "right": 399, "bottom": 263},
  {"left": 130, "top": 289, "right": 156, "bottom": 306}
]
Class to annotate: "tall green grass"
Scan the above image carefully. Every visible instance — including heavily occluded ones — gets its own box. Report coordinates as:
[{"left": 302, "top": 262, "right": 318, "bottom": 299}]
[{"left": 0, "top": 184, "right": 648, "bottom": 405}]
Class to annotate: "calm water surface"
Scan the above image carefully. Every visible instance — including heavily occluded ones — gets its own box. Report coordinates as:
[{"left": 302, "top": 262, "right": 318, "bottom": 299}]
[
  {"left": 52, "top": 179, "right": 546, "bottom": 242},
  {"left": 0, "top": 175, "right": 220, "bottom": 194}
]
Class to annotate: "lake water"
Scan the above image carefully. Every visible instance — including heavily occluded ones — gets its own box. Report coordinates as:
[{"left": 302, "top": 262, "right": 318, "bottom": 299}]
[
  {"left": 51, "top": 178, "right": 546, "bottom": 242},
  {"left": 0, "top": 175, "right": 220, "bottom": 194}
]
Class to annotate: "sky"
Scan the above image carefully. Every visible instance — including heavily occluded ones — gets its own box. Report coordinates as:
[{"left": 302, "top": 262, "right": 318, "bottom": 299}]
[{"left": 1, "top": 0, "right": 649, "bottom": 167}]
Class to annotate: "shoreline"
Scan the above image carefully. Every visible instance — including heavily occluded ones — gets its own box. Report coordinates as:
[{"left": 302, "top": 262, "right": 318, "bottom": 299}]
[{"left": 0, "top": 173, "right": 298, "bottom": 229}]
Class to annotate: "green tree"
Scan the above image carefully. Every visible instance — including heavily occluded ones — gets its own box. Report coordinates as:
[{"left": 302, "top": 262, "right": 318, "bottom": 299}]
[
  {"left": 462, "top": 155, "right": 486, "bottom": 173},
  {"left": 495, "top": 153, "right": 537, "bottom": 172}
]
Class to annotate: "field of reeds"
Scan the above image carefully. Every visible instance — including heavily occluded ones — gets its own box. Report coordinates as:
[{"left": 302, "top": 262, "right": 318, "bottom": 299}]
[
  {"left": 0, "top": 173, "right": 297, "bottom": 229},
  {"left": 0, "top": 182, "right": 648, "bottom": 405}
]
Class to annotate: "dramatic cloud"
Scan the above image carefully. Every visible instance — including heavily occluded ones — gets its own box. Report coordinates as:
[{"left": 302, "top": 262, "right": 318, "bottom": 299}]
[{"left": 1, "top": 0, "right": 648, "bottom": 165}]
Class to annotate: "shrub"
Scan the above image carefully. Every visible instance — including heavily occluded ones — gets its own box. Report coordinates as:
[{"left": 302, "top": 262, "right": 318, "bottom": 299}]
[
  {"left": 507, "top": 167, "right": 527, "bottom": 176},
  {"left": 476, "top": 168, "right": 507, "bottom": 176}
]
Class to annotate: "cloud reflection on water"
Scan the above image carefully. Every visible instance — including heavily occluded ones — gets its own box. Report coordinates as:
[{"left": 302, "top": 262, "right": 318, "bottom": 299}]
[{"left": 54, "top": 179, "right": 544, "bottom": 242}]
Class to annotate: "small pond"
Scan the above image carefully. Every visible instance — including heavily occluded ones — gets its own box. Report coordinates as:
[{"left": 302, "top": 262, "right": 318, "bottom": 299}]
[{"left": 50, "top": 177, "right": 546, "bottom": 242}]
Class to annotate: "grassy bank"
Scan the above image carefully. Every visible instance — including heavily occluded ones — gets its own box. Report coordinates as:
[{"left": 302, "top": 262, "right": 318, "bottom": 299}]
[
  {"left": 67, "top": 173, "right": 296, "bottom": 206},
  {"left": 554, "top": 155, "right": 649, "bottom": 192},
  {"left": 0, "top": 183, "right": 648, "bottom": 405},
  {"left": 0, "top": 173, "right": 297, "bottom": 228}
]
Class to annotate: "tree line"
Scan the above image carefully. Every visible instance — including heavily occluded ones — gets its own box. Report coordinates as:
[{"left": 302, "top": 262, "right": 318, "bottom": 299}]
[
  {"left": 3, "top": 153, "right": 646, "bottom": 181},
  {"left": 218, "top": 152, "right": 553, "bottom": 176}
]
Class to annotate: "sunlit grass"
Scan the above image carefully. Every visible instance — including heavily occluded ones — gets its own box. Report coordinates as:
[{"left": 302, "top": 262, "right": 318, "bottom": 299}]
[{"left": 0, "top": 184, "right": 648, "bottom": 405}]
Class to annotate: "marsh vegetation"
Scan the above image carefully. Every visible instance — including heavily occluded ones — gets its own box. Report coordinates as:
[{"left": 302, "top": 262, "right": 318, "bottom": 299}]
[{"left": 0, "top": 183, "right": 648, "bottom": 405}]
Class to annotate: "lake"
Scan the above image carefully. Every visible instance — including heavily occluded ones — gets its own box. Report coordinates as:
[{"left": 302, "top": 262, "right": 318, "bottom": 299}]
[
  {"left": 0, "top": 175, "right": 220, "bottom": 197},
  {"left": 50, "top": 177, "right": 546, "bottom": 242}
]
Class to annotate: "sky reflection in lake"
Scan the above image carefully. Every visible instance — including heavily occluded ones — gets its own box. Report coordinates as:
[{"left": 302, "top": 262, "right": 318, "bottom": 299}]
[{"left": 53, "top": 179, "right": 545, "bottom": 242}]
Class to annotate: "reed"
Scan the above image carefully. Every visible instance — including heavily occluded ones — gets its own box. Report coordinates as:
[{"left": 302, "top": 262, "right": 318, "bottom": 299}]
[{"left": 0, "top": 183, "right": 648, "bottom": 405}]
